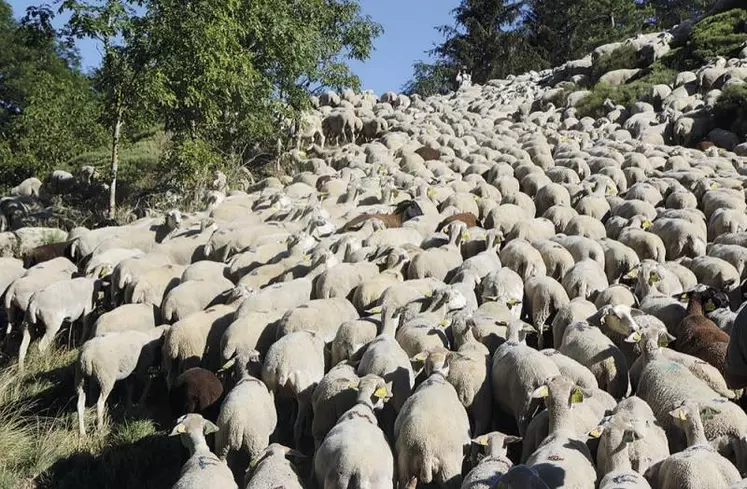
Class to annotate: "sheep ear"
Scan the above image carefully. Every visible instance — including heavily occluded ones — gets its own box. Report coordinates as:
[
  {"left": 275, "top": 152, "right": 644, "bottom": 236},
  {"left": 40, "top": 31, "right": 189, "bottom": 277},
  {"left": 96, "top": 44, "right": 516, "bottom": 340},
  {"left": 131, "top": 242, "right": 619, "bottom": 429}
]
[
  {"left": 218, "top": 357, "right": 236, "bottom": 373},
  {"left": 587, "top": 426, "right": 604, "bottom": 439},
  {"left": 569, "top": 387, "right": 584, "bottom": 404},
  {"left": 622, "top": 429, "right": 638, "bottom": 444},
  {"left": 700, "top": 407, "right": 719, "bottom": 420},
  {"left": 623, "top": 268, "right": 639, "bottom": 279},
  {"left": 169, "top": 423, "right": 186, "bottom": 436},
  {"left": 503, "top": 435, "right": 522, "bottom": 446},
  {"left": 348, "top": 379, "right": 361, "bottom": 390},
  {"left": 472, "top": 436, "right": 489, "bottom": 446},
  {"left": 669, "top": 407, "right": 687, "bottom": 421},
  {"left": 658, "top": 332, "right": 675, "bottom": 347},
  {"left": 285, "top": 448, "right": 306, "bottom": 459},
  {"left": 624, "top": 331, "right": 642, "bottom": 344},
  {"left": 203, "top": 420, "right": 219, "bottom": 435},
  {"left": 531, "top": 385, "right": 549, "bottom": 399},
  {"left": 411, "top": 352, "right": 429, "bottom": 363}
]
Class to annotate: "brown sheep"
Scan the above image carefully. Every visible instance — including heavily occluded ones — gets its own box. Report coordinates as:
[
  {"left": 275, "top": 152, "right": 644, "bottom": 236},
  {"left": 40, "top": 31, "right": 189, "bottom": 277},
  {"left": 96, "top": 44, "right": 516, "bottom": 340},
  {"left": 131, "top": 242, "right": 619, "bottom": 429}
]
[
  {"left": 340, "top": 199, "right": 423, "bottom": 232},
  {"left": 415, "top": 146, "right": 441, "bottom": 161},
  {"left": 671, "top": 285, "right": 731, "bottom": 376},
  {"left": 168, "top": 367, "right": 224, "bottom": 422},
  {"left": 23, "top": 240, "right": 74, "bottom": 268},
  {"left": 437, "top": 212, "right": 482, "bottom": 231}
]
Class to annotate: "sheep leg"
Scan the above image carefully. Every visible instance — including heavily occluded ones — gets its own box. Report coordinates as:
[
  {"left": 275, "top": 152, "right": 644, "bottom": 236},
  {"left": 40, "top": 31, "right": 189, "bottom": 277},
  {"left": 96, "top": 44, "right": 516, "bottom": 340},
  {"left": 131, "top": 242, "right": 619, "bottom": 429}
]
[
  {"left": 77, "top": 381, "right": 87, "bottom": 436},
  {"left": 125, "top": 381, "right": 134, "bottom": 409},
  {"left": 97, "top": 381, "right": 113, "bottom": 430},
  {"left": 293, "top": 395, "right": 311, "bottom": 450},
  {"left": 137, "top": 375, "right": 153, "bottom": 406},
  {"left": 18, "top": 321, "right": 32, "bottom": 373}
]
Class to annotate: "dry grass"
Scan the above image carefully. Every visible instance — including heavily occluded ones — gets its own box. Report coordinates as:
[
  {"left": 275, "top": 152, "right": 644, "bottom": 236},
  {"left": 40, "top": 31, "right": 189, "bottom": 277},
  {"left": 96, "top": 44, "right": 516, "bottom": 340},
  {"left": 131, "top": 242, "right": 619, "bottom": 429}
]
[{"left": 0, "top": 344, "right": 183, "bottom": 489}]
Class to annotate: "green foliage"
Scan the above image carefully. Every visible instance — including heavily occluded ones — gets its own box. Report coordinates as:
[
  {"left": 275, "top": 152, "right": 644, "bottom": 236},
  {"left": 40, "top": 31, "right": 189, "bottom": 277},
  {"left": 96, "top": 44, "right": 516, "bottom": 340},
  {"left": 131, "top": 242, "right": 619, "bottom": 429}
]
[
  {"left": 714, "top": 84, "right": 747, "bottom": 138},
  {"left": 688, "top": 8, "right": 747, "bottom": 64},
  {"left": 0, "top": 0, "right": 106, "bottom": 193},
  {"left": 526, "top": 0, "right": 654, "bottom": 68},
  {"left": 591, "top": 44, "right": 642, "bottom": 80},
  {"left": 143, "top": 0, "right": 381, "bottom": 156},
  {"left": 402, "top": 60, "right": 456, "bottom": 97},
  {"left": 648, "top": 0, "right": 712, "bottom": 28},
  {"left": 576, "top": 81, "right": 653, "bottom": 119}
]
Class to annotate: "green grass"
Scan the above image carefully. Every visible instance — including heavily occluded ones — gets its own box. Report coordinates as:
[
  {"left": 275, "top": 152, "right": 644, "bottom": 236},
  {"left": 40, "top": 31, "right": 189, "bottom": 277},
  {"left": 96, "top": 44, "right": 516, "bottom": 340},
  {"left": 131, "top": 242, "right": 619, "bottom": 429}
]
[{"left": 0, "top": 343, "right": 183, "bottom": 489}]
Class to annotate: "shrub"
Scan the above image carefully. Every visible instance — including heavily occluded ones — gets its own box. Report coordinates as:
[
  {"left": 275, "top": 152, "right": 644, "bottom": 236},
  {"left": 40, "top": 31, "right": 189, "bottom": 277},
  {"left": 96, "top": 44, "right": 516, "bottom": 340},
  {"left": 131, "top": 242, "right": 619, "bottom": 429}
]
[
  {"left": 689, "top": 8, "right": 747, "bottom": 64},
  {"left": 592, "top": 44, "right": 642, "bottom": 81},
  {"left": 576, "top": 81, "right": 654, "bottom": 119},
  {"left": 714, "top": 84, "right": 747, "bottom": 138}
]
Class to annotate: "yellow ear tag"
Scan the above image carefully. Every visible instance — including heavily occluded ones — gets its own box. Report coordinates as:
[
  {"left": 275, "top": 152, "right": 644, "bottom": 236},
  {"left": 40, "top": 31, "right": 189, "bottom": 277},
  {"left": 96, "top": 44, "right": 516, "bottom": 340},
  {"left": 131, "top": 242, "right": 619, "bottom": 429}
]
[
  {"left": 461, "top": 232, "right": 470, "bottom": 241},
  {"left": 649, "top": 271, "right": 660, "bottom": 283},
  {"left": 479, "top": 437, "right": 488, "bottom": 446},
  {"left": 439, "top": 319, "right": 450, "bottom": 327},
  {"left": 249, "top": 458, "right": 259, "bottom": 470},
  {"left": 473, "top": 194, "right": 479, "bottom": 201},
  {"left": 374, "top": 386, "right": 388, "bottom": 399},
  {"left": 705, "top": 300, "right": 716, "bottom": 312},
  {"left": 348, "top": 380, "right": 360, "bottom": 390},
  {"left": 631, "top": 331, "right": 642, "bottom": 343},
  {"left": 710, "top": 183, "right": 719, "bottom": 190},
  {"left": 657, "top": 335, "right": 669, "bottom": 347},
  {"left": 678, "top": 410, "right": 687, "bottom": 421},
  {"left": 642, "top": 220, "right": 653, "bottom": 230},
  {"left": 588, "top": 427, "right": 603, "bottom": 438},
  {"left": 176, "top": 424, "right": 186, "bottom": 434},
  {"left": 569, "top": 387, "right": 584, "bottom": 404},
  {"left": 532, "top": 385, "right": 549, "bottom": 398}
]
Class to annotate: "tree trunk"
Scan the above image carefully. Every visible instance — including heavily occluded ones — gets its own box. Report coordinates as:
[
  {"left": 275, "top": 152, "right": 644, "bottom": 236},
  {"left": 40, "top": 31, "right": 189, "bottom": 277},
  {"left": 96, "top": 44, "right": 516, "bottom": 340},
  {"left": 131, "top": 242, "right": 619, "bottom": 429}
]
[{"left": 108, "top": 105, "right": 123, "bottom": 219}]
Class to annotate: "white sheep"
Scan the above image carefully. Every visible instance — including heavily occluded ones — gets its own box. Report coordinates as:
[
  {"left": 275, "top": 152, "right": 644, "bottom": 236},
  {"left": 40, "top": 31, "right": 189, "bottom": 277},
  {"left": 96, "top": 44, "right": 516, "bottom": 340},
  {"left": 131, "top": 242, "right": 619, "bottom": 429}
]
[
  {"left": 76, "top": 326, "right": 169, "bottom": 435},
  {"left": 20, "top": 277, "right": 100, "bottom": 371},
  {"left": 214, "top": 349, "right": 277, "bottom": 464},
  {"left": 394, "top": 348, "right": 470, "bottom": 489},
  {"left": 169, "top": 413, "right": 237, "bottom": 489}
]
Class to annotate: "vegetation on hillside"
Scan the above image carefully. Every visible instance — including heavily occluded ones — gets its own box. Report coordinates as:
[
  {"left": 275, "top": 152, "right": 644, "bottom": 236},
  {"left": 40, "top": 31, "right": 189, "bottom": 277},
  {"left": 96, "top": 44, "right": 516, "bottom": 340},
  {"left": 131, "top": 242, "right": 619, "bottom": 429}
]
[
  {"left": 404, "top": 0, "right": 723, "bottom": 97},
  {"left": 0, "top": 0, "right": 382, "bottom": 220}
]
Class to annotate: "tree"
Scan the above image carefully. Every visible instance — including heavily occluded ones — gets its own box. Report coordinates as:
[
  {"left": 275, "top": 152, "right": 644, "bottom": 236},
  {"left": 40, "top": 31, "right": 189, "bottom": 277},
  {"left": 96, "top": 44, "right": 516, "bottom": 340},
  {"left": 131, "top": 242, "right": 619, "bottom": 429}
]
[
  {"left": 61, "top": 0, "right": 159, "bottom": 218},
  {"left": 0, "top": 0, "right": 105, "bottom": 188},
  {"left": 403, "top": 0, "right": 544, "bottom": 97},
  {"left": 140, "top": 0, "right": 381, "bottom": 185},
  {"left": 648, "top": 0, "right": 712, "bottom": 28},
  {"left": 525, "top": 0, "right": 653, "bottom": 67}
]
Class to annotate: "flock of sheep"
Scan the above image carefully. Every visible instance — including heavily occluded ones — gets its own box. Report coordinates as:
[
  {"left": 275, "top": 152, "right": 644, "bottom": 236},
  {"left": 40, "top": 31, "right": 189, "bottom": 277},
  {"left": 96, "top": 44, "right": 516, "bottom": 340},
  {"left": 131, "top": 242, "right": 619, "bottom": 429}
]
[{"left": 4, "top": 19, "right": 747, "bottom": 489}]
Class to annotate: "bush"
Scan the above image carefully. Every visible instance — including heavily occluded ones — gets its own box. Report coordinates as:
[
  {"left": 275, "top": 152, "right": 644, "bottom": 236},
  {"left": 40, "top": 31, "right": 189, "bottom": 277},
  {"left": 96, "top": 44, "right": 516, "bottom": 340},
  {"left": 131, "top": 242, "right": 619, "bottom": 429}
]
[
  {"left": 592, "top": 44, "right": 642, "bottom": 81},
  {"left": 714, "top": 84, "right": 747, "bottom": 138},
  {"left": 689, "top": 8, "right": 747, "bottom": 64},
  {"left": 576, "top": 81, "right": 654, "bottom": 119}
]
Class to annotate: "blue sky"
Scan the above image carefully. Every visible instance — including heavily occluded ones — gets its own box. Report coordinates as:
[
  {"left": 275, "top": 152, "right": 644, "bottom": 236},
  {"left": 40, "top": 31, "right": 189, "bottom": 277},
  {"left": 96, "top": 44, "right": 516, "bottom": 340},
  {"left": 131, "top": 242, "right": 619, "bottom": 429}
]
[{"left": 8, "top": 0, "right": 459, "bottom": 94}]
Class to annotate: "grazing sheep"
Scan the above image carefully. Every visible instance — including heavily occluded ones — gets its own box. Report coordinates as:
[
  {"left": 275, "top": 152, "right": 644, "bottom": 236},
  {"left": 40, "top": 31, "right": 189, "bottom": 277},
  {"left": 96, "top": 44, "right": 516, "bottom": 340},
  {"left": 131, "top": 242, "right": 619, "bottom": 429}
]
[
  {"left": 244, "top": 443, "right": 306, "bottom": 489},
  {"left": 262, "top": 330, "right": 326, "bottom": 448},
  {"left": 169, "top": 413, "right": 237, "bottom": 489},
  {"left": 559, "top": 320, "right": 630, "bottom": 399},
  {"left": 645, "top": 400, "right": 741, "bottom": 489},
  {"left": 314, "top": 374, "right": 394, "bottom": 489},
  {"left": 462, "top": 431, "right": 522, "bottom": 489},
  {"left": 525, "top": 376, "right": 597, "bottom": 489},
  {"left": 161, "top": 278, "right": 235, "bottom": 323},
  {"left": 76, "top": 326, "right": 169, "bottom": 435},
  {"left": 169, "top": 367, "right": 224, "bottom": 422},
  {"left": 394, "top": 348, "right": 471, "bottom": 489},
  {"left": 671, "top": 285, "right": 731, "bottom": 376},
  {"left": 214, "top": 349, "right": 277, "bottom": 464},
  {"left": 492, "top": 320, "right": 561, "bottom": 436},
  {"left": 19, "top": 277, "right": 100, "bottom": 371}
]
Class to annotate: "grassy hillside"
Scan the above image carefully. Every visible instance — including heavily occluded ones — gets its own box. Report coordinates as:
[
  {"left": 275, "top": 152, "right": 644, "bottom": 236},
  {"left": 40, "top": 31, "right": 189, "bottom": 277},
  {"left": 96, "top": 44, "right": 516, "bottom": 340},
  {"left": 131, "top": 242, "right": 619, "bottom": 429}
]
[
  {"left": 0, "top": 344, "right": 183, "bottom": 489},
  {"left": 577, "top": 8, "right": 747, "bottom": 118}
]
